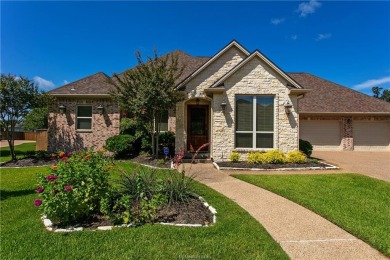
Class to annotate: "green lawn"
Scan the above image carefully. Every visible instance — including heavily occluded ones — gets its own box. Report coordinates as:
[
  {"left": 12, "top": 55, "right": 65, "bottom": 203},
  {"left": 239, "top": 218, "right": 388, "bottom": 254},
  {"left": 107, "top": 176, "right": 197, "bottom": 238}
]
[
  {"left": 232, "top": 173, "right": 390, "bottom": 257},
  {"left": 0, "top": 163, "right": 288, "bottom": 259},
  {"left": 0, "top": 142, "right": 36, "bottom": 162}
]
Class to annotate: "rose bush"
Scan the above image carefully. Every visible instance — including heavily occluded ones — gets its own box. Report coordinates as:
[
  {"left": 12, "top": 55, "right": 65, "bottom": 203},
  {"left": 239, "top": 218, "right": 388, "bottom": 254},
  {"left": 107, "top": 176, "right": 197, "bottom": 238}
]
[{"left": 35, "top": 149, "right": 113, "bottom": 225}]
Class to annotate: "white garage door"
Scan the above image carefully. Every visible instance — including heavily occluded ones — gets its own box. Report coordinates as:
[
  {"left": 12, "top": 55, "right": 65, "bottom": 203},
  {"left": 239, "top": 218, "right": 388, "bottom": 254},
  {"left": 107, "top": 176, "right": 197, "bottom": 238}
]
[
  {"left": 353, "top": 121, "right": 390, "bottom": 151},
  {"left": 300, "top": 120, "right": 342, "bottom": 150}
]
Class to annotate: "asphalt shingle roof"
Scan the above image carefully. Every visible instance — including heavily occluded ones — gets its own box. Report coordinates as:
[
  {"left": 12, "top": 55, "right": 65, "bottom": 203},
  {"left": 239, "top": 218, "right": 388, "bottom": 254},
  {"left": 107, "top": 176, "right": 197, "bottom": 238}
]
[
  {"left": 49, "top": 51, "right": 209, "bottom": 95},
  {"left": 288, "top": 72, "right": 390, "bottom": 113}
]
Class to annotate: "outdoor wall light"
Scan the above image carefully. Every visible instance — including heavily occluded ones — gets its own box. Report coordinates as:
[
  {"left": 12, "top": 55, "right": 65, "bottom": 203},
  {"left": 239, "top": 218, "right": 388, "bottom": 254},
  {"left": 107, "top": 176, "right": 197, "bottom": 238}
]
[
  {"left": 97, "top": 105, "right": 104, "bottom": 115},
  {"left": 59, "top": 105, "right": 66, "bottom": 115},
  {"left": 220, "top": 99, "right": 227, "bottom": 114},
  {"left": 284, "top": 101, "right": 293, "bottom": 115}
]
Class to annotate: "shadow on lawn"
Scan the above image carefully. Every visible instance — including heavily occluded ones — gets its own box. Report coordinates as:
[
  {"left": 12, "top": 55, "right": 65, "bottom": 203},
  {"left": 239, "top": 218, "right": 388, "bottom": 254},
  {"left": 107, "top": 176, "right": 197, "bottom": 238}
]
[
  {"left": 0, "top": 189, "right": 36, "bottom": 201},
  {"left": 0, "top": 149, "right": 35, "bottom": 159}
]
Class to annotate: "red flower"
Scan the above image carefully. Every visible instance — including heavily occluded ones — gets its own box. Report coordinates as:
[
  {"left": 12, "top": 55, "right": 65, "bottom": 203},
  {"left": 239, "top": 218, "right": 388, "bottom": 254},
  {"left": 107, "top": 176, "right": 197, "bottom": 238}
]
[
  {"left": 46, "top": 174, "right": 58, "bottom": 181},
  {"left": 65, "top": 186, "right": 72, "bottom": 192},
  {"left": 34, "top": 199, "right": 42, "bottom": 206},
  {"left": 36, "top": 186, "right": 45, "bottom": 193}
]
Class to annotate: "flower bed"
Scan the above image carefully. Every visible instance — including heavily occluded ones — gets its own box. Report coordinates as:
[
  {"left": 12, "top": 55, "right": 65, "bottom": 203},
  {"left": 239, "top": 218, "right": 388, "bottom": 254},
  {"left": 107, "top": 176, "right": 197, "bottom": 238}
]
[{"left": 34, "top": 149, "right": 216, "bottom": 230}]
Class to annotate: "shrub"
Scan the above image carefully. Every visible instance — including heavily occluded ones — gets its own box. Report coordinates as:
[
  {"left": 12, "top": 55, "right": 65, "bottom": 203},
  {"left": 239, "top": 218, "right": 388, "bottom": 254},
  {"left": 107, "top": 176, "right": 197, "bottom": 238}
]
[
  {"left": 35, "top": 150, "right": 113, "bottom": 225},
  {"left": 299, "top": 139, "right": 313, "bottom": 157},
  {"left": 163, "top": 170, "right": 195, "bottom": 203},
  {"left": 158, "top": 131, "right": 175, "bottom": 156},
  {"left": 262, "top": 150, "right": 287, "bottom": 164},
  {"left": 247, "top": 152, "right": 265, "bottom": 164},
  {"left": 105, "top": 135, "right": 136, "bottom": 157},
  {"left": 287, "top": 151, "right": 307, "bottom": 164},
  {"left": 229, "top": 151, "right": 241, "bottom": 162}
]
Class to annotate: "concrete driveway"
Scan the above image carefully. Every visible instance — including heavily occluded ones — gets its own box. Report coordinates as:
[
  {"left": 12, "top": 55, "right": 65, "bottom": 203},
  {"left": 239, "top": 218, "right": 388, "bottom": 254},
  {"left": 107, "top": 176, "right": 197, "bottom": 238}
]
[{"left": 312, "top": 151, "right": 390, "bottom": 183}]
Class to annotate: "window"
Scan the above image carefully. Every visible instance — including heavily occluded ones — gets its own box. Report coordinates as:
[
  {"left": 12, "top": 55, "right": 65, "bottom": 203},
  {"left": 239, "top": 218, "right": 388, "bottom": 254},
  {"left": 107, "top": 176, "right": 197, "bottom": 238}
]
[
  {"left": 76, "top": 106, "right": 92, "bottom": 130},
  {"left": 235, "top": 95, "right": 274, "bottom": 148},
  {"left": 155, "top": 110, "right": 169, "bottom": 132}
]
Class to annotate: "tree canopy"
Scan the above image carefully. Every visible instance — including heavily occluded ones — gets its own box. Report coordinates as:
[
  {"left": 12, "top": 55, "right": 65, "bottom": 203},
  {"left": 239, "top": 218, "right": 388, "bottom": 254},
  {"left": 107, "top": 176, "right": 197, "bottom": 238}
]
[
  {"left": 110, "top": 50, "right": 185, "bottom": 157},
  {"left": 372, "top": 86, "right": 390, "bottom": 102}
]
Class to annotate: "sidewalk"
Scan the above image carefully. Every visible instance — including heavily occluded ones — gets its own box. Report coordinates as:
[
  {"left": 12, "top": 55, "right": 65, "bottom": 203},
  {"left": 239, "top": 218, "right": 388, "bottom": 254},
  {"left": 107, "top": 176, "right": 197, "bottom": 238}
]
[{"left": 186, "top": 163, "right": 387, "bottom": 259}]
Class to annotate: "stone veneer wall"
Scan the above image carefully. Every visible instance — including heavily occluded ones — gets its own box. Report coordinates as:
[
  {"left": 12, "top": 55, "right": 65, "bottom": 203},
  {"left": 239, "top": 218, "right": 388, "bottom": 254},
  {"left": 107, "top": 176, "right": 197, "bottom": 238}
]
[
  {"left": 212, "top": 57, "right": 299, "bottom": 160},
  {"left": 48, "top": 98, "right": 120, "bottom": 151},
  {"left": 175, "top": 46, "right": 247, "bottom": 153}
]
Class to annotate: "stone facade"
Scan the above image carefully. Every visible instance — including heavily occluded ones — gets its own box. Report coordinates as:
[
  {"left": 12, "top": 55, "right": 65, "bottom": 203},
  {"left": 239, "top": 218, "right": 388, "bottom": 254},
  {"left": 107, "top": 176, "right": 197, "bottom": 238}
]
[
  {"left": 174, "top": 46, "right": 300, "bottom": 160},
  {"left": 48, "top": 98, "right": 120, "bottom": 151},
  {"left": 213, "top": 57, "right": 298, "bottom": 160}
]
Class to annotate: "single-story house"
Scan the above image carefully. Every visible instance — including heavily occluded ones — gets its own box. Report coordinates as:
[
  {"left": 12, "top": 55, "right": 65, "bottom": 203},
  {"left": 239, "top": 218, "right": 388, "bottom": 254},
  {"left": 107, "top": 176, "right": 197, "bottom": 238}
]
[{"left": 48, "top": 40, "right": 390, "bottom": 159}]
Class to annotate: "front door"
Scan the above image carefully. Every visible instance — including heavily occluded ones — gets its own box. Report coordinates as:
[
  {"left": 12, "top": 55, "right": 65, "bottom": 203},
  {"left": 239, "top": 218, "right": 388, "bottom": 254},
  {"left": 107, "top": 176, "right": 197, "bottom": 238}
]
[{"left": 187, "top": 105, "right": 209, "bottom": 151}]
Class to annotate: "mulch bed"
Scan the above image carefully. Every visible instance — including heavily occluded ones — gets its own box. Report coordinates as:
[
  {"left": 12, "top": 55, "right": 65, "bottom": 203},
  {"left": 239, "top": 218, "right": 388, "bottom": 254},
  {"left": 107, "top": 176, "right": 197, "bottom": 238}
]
[
  {"left": 53, "top": 198, "right": 213, "bottom": 230},
  {"left": 124, "top": 155, "right": 172, "bottom": 169},
  {"left": 215, "top": 161, "right": 331, "bottom": 169},
  {"left": 0, "top": 156, "right": 56, "bottom": 167}
]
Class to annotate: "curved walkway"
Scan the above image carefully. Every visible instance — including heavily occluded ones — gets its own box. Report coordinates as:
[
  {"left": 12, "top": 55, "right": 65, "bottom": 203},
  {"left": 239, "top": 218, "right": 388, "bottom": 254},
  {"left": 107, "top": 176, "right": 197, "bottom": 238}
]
[{"left": 186, "top": 163, "right": 387, "bottom": 259}]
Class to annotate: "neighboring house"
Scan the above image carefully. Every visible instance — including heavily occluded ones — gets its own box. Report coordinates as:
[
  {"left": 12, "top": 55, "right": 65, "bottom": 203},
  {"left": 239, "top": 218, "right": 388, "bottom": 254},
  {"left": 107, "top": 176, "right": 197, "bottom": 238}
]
[{"left": 48, "top": 40, "right": 390, "bottom": 158}]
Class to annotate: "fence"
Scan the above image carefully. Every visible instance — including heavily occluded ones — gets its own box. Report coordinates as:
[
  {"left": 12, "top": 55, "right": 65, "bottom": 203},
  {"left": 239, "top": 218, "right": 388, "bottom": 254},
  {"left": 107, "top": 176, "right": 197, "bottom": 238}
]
[{"left": 1, "top": 130, "right": 48, "bottom": 151}]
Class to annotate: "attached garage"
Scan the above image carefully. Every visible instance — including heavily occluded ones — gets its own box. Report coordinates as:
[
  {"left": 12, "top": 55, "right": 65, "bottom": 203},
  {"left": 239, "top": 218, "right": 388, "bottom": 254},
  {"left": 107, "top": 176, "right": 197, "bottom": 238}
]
[
  {"left": 353, "top": 121, "right": 390, "bottom": 151},
  {"left": 300, "top": 120, "right": 342, "bottom": 150}
]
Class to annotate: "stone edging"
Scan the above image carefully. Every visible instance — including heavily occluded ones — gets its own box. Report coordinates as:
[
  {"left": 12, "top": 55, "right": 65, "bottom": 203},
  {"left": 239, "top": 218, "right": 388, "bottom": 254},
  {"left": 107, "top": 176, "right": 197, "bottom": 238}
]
[
  {"left": 41, "top": 195, "right": 217, "bottom": 232},
  {"left": 213, "top": 161, "right": 338, "bottom": 171}
]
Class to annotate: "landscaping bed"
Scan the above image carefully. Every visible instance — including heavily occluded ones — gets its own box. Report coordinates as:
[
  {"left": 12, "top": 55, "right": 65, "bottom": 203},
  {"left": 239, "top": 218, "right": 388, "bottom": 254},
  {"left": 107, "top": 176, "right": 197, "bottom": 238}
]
[
  {"left": 0, "top": 156, "right": 56, "bottom": 167},
  {"left": 215, "top": 160, "right": 333, "bottom": 170}
]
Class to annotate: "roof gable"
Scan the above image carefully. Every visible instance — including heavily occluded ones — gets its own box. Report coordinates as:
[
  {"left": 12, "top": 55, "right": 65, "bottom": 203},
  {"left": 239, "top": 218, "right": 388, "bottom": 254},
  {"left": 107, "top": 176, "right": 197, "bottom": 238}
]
[
  {"left": 210, "top": 50, "right": 303, "bottom": 89},
  {"left": 176, "top": 40, "right": 250, "bottom": 89}
]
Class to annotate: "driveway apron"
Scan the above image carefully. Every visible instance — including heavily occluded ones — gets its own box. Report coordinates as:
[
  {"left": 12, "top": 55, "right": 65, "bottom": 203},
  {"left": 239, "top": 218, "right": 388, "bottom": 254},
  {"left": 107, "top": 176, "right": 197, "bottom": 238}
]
[{"left": 186, "top": 163, "right": 387, "bottom": 259}]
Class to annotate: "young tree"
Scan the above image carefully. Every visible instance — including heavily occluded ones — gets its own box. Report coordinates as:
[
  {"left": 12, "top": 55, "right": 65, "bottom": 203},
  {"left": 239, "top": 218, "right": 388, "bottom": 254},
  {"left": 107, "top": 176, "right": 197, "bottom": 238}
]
[
  {"left": 0, "top": 73, "right": 44, "bottom": 160},
  {"left": 110, "top": 50, "right": 185, "bottom": 158}
]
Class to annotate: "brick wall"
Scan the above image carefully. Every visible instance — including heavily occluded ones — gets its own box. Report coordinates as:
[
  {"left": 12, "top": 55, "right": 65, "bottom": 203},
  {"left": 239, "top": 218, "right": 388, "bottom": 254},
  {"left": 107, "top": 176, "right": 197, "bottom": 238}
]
[{"left": 48, "top": 98, "right": 120, "bottom": 151}]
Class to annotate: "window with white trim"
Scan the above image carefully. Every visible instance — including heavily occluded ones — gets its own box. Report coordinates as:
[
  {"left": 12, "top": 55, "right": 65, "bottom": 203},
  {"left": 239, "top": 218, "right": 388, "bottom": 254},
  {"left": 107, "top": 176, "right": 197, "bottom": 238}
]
[
  {"left": 235, "top": 95, "right": 274, "bottom": 148},
  {"left": 76, "top": 106, "right": 92, "bottom": 130}
]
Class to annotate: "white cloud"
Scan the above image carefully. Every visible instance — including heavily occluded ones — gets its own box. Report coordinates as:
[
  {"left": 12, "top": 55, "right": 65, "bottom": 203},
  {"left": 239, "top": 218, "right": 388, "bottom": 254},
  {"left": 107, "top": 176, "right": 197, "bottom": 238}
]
[
  {"left": 291, "top": 34, "right": 298, "bottom": 40},
  {"left": 316, "top": 33, "right": 332, "bottom": 41},
  {"left": 33, "top": 76, "right": 55, "bottom": 90},
  {"left": 63, "top": 80, "right": 69, "bottom": 85},
  {"left": 271, "top": 18, "right": 285, "bottom": 25},
  {"left": 353, "top": 76, "right": 390, "bottom": 90},
  {"left": 297, "top": 0, "right": 322, "bottom": 17}
]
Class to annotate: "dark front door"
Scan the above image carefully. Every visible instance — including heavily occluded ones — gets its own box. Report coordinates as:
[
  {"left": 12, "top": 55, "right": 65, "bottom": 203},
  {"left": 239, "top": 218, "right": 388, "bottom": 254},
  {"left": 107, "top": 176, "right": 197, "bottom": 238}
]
[{"left": 187, "top": 105, "right": 209, "bottom": 151}]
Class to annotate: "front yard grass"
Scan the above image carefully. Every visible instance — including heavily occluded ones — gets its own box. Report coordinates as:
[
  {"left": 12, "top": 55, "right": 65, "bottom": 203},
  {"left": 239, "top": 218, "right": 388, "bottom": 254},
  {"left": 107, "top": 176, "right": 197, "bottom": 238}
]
[
  {"left": 0, "top": 142, "right": 36, "bottom": 162},
  {"left": 232, "top": 173, "right": 390, "bottom": 257},
  {"left": 0, "top": 163, "right": 288, "bottom": 259}
]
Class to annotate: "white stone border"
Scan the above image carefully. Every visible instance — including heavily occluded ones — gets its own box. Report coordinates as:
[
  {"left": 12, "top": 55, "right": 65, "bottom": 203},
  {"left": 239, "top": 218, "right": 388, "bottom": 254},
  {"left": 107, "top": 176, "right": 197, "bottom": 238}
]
[
  {"left": 213, "top": 161, "right": 338, "bottom": 171},
  {"left": 40, "top": 195, "right": 217, "bottom": 232}
]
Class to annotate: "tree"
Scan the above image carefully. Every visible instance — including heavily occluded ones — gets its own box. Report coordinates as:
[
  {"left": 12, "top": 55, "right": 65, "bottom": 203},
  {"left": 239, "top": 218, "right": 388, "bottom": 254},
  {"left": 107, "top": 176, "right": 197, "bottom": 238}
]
[
  {"left": 21, "top": 93, "right": 54, "bottom": 131},
  {"left": 0, "top": 73, "right": 44, "bottom": 160},
  {"left": 110, "top": 50, "right": 185, "bottom": 158},
  {"left": 372, "top": 86, "right": 390, "bottom": 102}
]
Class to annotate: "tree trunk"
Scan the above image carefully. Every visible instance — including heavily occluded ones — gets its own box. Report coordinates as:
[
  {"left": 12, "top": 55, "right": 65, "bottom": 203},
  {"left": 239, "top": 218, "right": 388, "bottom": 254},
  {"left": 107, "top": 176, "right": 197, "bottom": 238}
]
[{"left": 8, "top": 123, "right": 16, "bottom": 161}]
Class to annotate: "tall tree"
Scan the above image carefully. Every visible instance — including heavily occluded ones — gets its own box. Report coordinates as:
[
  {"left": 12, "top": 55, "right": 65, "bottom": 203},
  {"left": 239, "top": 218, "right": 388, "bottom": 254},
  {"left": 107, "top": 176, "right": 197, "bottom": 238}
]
[
  {"left": 110, "top": 50, "right": 185, "bottom": 157},
  {"left": 372, "top": 86, "right": 390, "bottom": 102},
  {"left": 0, "top": 74, "right": 44, "bottom": 160}
]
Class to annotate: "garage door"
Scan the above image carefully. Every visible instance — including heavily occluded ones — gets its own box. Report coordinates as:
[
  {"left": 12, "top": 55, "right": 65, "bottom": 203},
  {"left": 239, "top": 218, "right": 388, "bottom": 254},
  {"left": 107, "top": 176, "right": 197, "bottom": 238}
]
[
  {"left": 353, "top": 121, "right": 390, "bottom": 151},
  {"left": 300, "top": 120, "right": 342, "bottom": 150}
]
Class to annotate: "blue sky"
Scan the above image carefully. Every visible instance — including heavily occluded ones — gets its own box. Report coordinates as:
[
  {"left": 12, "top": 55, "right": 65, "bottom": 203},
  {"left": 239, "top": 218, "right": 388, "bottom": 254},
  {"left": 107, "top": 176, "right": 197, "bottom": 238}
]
[{"left": 2, "top": 1, "right": 390, "bottom": 95}]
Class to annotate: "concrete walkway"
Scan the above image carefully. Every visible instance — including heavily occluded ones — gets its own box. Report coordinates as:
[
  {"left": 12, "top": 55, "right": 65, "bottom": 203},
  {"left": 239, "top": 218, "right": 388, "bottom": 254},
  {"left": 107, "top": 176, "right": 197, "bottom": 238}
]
[{"left": 185, "top": 163, "right": 387, "bottom": 259}]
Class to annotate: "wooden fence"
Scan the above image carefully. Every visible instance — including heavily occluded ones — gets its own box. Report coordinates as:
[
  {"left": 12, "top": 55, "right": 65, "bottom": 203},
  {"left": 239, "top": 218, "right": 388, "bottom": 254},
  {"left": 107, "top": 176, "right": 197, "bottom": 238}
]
[{"left": 1, "top": 130, "right": 48, "bottom": 151}]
